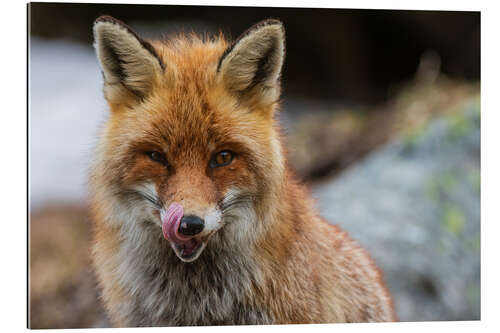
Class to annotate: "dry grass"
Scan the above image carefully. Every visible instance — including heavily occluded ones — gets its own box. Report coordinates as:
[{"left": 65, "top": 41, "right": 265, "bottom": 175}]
[{"left": 29, "top": 204, "right": 109, "bottom": 328}]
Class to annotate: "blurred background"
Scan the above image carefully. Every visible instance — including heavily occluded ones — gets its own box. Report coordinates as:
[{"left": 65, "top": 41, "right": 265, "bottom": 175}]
[{"left": 28, "top": 2, "right": 480, "bottom": 328}]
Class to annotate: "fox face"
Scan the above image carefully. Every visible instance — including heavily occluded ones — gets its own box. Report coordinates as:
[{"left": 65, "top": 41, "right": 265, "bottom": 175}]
[{"left": 92, "top": 17, "right": 286, "bottom": 262}]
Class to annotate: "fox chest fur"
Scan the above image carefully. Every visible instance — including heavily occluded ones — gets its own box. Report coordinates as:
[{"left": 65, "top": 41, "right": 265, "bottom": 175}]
[
  {"left": 90, "top": 16, "right": 396, "bottom": 327},
  {"left": 96, "top": 226, "right": 272, "bottom": 326}
]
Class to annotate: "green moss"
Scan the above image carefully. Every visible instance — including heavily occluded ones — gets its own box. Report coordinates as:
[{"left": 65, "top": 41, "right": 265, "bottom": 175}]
[
  {"left": 425, "top": 180, "right": 440, "bottom": 202},
  {"left": 403, "top": 125, "right": 428, "bottom": 152},
  {"left": 441, "top": 172, "right": 458, "bottom": 192},
  {"left": 465, "top": 282, "right": 481, "bottom": 308},
  {"left": 437, "top": 239, "right": 449, "bottom": 254},
  {"left": 442, "top": 205, "right": 466, "bottom": 235},
  {"left": 465, "top": 235, "right": 481, "bottom": 253},
  {"left": 447, "top": 111, "right": 471, "bottom": 140},
  {"left": 469, "top": 95, "right": 481, "bottom": 116},
  {"left": 469, "top": 168, "right": 481, "bottom": 192},
  {"left": 425, "top": 171, "right": 458, "bottom": 202}
]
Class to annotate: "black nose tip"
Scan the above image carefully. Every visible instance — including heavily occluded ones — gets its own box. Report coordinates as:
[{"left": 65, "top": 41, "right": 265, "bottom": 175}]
[{"left": 178, "top": 215, "right": 204, "bottom": 236}]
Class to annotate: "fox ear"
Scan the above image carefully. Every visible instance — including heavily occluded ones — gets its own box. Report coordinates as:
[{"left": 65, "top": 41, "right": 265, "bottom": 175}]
[
  {"left": 93, "top": 16, "right": 165, "bottom": 104},
  {"left": 217, "top": 20, "right": 285, "bottom": 105}
]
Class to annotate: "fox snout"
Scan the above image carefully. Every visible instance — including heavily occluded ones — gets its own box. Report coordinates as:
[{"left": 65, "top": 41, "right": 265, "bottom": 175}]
[
  {"left": 162, "top": 203, "right": 203, "bottom": 242},
  {"left": 161, "top": 200, "right": 221, "bottom": 236},
  {"left": 160, "top": 200, "right": 222, "bottom": 262}
]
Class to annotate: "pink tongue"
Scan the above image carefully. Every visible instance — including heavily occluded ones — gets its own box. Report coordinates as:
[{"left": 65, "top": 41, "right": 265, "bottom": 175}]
[{"left": 162, "top": 203, "right": 190, "bottom": 244}]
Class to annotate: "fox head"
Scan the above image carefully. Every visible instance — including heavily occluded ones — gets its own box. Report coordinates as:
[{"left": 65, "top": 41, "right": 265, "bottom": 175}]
[{"left": 92, "top": 16, "right": 286, "bottom": 262}]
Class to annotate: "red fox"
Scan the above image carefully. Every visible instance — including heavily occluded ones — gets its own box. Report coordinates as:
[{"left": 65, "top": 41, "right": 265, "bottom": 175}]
[{"left": 90, "top": 15, "right": 396, "bottom": 326}]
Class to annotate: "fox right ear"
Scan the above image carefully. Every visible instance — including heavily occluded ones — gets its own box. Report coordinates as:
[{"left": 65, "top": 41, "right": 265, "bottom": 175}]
[
  {"left": 217, "top": 20, "right": 285, "bottom": 106},
  {"left": 93, "top": 16, "right": 165, "bottom": 105}
]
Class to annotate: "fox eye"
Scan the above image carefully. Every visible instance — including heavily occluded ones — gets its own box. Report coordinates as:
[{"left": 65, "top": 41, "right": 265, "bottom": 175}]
[
  {"left": 210, "top": 151, "right": 234, "bottom": 168},
  {"left": 146, "top": 151, "right": 168, "bottom": 165}
]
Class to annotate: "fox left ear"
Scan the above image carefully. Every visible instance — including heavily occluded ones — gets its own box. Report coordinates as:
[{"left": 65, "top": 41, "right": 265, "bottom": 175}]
[
  {"left": 93, "top": 15, "right": 165, "bottom": 105},
  {"left": 217, "top": 20, "right": 285, "bottom": 105}
]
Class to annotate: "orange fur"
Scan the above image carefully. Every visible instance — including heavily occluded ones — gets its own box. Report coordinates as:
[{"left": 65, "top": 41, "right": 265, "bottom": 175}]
[{"left": 90, "top": 16, "right": 396, "bottom": 326}]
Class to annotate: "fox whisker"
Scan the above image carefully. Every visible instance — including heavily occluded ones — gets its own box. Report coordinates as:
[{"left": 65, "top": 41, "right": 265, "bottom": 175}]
[
  {"left": 123, "top": 189, "right": 164, "bottom": 210},
  {"left": 219, "top": 193, "right": 257, "bottom": 213}
]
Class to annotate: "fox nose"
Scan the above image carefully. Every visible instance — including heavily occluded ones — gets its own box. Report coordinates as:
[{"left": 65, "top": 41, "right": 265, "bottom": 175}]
[{"left": 178, "top": 215, "right": 204, "bottom": 236}]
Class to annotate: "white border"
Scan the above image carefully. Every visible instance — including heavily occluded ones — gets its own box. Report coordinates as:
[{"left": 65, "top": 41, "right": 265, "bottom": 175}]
[{"left": 3, "top": 0, "right": 497, "bottom": 332}]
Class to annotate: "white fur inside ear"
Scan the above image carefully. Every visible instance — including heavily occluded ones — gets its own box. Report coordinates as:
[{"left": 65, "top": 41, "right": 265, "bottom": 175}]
[
  {"left": 93, "top": 18, "right": 164, "bottom": 102},
  {"left": 218, "top": 21, "right": 285, "bottom": 103}
]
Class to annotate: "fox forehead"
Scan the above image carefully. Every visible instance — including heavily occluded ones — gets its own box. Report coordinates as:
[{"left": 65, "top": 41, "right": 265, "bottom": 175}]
[
  {"left": 152, "top": 37, "right": 228, "bottom": 81},
  {"left": 108, "top": 45, "right": 274, "bottom": 159}
]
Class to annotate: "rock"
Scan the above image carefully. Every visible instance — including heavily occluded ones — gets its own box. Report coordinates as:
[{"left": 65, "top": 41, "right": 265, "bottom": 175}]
[{"left": 313, "top": 97, "right": 480, "bottom": 321}]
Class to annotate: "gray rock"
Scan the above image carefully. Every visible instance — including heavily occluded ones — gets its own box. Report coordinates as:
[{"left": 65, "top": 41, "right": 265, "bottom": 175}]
[{"left": 313, "top": 98, "right": 480, "bottom": 321}]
